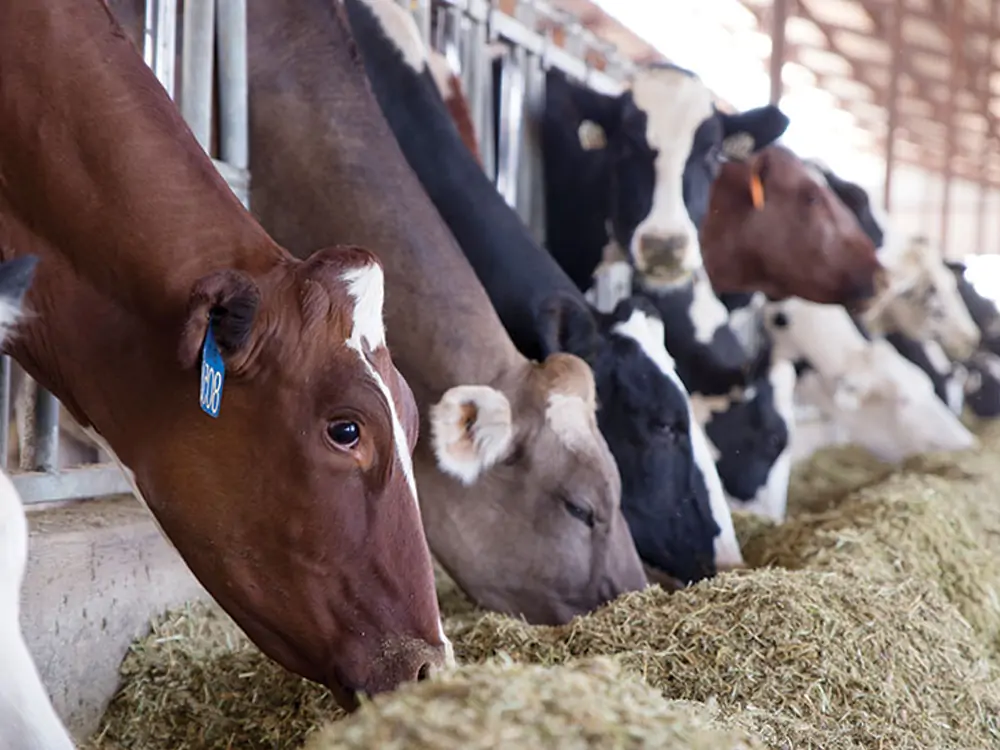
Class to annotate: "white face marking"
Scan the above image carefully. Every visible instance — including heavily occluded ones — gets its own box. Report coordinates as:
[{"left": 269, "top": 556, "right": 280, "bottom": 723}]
[
  {"left": 356, "top": 0, "right": 427, "bottom": 73},
  {"left": 612, "top": 309, "right": 744, "bottom": 568},
  {"left": 341, "top": 263, "right": 418, "bottom": 506},
  {"left": 765, "top": 299, "right": 868, "bottom": 380},
  {"left": 628, "top": 68, "right": 716, "bottom": 274},
  {"left": 689, "top": 270, "right": 731, "bottom": 345}
]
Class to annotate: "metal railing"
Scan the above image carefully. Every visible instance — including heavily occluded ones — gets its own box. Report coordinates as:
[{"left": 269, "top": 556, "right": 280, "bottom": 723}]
[
  {"left": 9, "top": 0, "right": 249, "bottom": 506},
  {"left": 409, "top": 0, "right": 634, "bottom": 243}
]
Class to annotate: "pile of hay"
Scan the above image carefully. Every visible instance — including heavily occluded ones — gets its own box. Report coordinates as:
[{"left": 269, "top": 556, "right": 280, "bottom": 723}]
[
  {"left": 449, "top": 571, "right": 1000, "bottom": 749},
  {"left": 83, "top": 603, "right": 340, "bottom": 750},
  {"left": 300, "top": 658, "right": 763, "bottom": 750},
  {"left": 87, "top": 422, "right": 1000, "bottom": 750}
]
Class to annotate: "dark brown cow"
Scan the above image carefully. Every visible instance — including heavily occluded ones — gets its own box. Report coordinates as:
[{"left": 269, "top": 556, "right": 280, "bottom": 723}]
[
  {"left": 700, "top": 145, "right": 885, "bottom": 308},
  {"left": 0, "top": 0, "right": 448, "bottom": 709},
  {"left": 237, "top": 0, "right": 648, "bottom": 625}
]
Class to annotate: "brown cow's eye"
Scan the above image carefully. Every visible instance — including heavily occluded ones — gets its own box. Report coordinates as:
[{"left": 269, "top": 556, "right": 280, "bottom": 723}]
[{"left": 328, "top": 421, "right": 360, "bottom": 449}]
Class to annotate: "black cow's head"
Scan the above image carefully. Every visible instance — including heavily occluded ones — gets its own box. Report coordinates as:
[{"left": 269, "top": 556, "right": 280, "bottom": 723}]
[{"left": 536, "top": 291, "right": 743, "bottom": 584}]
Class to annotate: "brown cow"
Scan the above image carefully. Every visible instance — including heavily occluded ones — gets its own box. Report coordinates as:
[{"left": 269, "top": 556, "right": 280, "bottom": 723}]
[
  {"left": 237, "top": 0, "right": 648, "bottom": 625},
  {"left": 0, "top": 0, "right": 448, "bottom": 710},
  {"left": 699, "top": 145, "right": 885, "bottom": 308}
]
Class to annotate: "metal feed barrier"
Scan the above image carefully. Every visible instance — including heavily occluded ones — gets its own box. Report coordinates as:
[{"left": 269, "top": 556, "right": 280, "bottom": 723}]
[
  {"left": 7, "top": 0, "right": 249, "bottom": 506},
  {"left": 9, "top": 0, "right": 634, "bottom": 507},
  {"left": 404, "top": 0, "right": 636, "bottom": 245}
]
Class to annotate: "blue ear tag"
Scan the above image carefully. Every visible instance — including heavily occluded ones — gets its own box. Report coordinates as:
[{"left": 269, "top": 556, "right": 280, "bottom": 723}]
[{"left": 199, "top": 326, "right": 225, "bottom": 418}]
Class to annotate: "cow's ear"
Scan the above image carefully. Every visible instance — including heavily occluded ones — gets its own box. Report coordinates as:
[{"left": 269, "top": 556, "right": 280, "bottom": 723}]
[
  {"left": 719, "top": 104, "right": 789, "bottom": 154},
  {"left": 536, "top": 292, "right": 601, "bottom": 363},
  {"left": 178, "top": 269, "right": 261, "bottom": 371}
]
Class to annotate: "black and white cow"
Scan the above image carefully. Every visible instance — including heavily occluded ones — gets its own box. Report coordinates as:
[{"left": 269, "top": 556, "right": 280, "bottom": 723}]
[
  {"left": 816, "top": 166, "right": 988, "bottom": 417},
  {"left": 540, "top": 64, "right": 789, "bottom": 290},
  {"left": 344, "top": 0, "right": 743, "bottom": 583},
  {"left": 535, "top": 63, "right": 794, "bottom": 521}
]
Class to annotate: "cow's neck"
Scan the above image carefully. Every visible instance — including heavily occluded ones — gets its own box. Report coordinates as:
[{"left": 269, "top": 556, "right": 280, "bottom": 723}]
[
  {"left": 344, "top": 0, "right": 584, "bottom": 362},
  {"left": 244, "top": 0, "right": 521, "bottom": 404},
  {"left": 0, "top": 0, "right": 280, "bottom": 324}
]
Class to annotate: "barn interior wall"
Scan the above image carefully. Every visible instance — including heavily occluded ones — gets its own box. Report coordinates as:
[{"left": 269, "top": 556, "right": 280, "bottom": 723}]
[{"left": 859, "top": 164, "right": 1000, "bottom": 261}]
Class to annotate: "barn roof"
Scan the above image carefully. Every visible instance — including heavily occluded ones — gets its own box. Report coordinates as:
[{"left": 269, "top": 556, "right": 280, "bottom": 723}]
[{"left": 539, "top": 0, "right": 1000, "bottom": 190}]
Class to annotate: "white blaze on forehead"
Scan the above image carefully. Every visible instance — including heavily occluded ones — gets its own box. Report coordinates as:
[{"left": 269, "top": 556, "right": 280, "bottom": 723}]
[
  {"left": 628, "top": 68, "right": 716, "bottom": 271},
  {"left": 689, "top": 271, "right": 731, "bottom": 345},
  {"left": 356, "top": 0, "right": 428, "bottom": 73},
  {"left": 341, "top": 264, "right": 417, "bottom": 504},
  {"left": 612, "top": 308, "right": 744, "bottom": 568},
  {"left": 341, "top": 263, "right": 451, "bottom": 652}
]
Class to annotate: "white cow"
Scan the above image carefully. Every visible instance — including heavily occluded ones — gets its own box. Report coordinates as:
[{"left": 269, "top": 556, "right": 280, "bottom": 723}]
[
  {"left": 862, "top": 234, "right": 980, "bottom": 361},
  {"left": 765, "top": 297, "right": 977, "bottom": 464},
  {"left": 0, "top": 256, "right": 76, "bottom": 750}
]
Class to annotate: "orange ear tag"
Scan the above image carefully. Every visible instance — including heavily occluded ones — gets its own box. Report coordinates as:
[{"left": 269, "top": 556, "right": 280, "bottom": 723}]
[{"left": 750, "top": 172, "right": 765, "bottom": 210}]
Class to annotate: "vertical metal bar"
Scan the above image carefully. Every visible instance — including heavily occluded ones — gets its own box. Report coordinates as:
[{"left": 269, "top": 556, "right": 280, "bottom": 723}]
[
  {"left": 883, "top": 0, "right": 903, "bottom": 212},
  {"left": 769, "top": 0, "right": 789, "bottom": 105},
  {"left": 941, "top": 0, "right": 965, "bottom": 255},
  {"left": 412, "top": 0, "right": 432, "bottom": 46},
  {"left": 0, "top": 356, "right": 10, "bottom": 472},
  {"left": 180, "top": 0, "right": 216, "bottom": 152},
  {"left": 496, "top": 46, "right": 526, "bottom": 208},
  {"left": 32, "top": 389, "right": 60, "bottom": 474},
  {"left": 518, "top": 50, "right": 546, "bottom": 242},
  {"left": 473, "top": 16, "right": 496, "bottom": 180},
  {"left": 216, "top": 0, "right": 249, "bottom": 208},
  {"left": 149, "top": 0, "right": 178, "bottom": 98}
]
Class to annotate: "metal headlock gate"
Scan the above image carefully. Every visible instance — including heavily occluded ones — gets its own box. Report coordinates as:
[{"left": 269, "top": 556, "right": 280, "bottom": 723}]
[
  {"left": 402, "top": 0, "right": 636, "bottom": 245},
  {"left": 7, "top": 0, "right": 248, "bottom": 506},
  {"left": 9, "top": 0, "right": 632, "bottom": 508}
]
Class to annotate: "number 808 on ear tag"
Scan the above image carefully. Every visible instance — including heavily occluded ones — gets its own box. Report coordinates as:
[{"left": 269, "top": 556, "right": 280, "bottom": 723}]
[{"left": 199, "top": 327, "right": 225, "bottom": 418}]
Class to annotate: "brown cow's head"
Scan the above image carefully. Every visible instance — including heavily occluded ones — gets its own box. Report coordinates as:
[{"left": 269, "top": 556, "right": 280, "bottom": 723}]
[
  {"left": 700, "top": 145, "right": 884, "bottom": 310},
  {"left": 419, "top": 351, "right": 649, "bottom": 626},
  {"left": 171, "top": 245, "right": 448, "bottom": 709}
]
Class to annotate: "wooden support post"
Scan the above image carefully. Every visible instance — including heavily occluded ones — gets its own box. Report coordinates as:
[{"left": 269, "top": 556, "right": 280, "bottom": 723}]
[
  {"left": 883, "top": 0, "right": 903, "bottom": 212},
  {"left": 769, "top": 0, "right": 789, "bottom": 105}
]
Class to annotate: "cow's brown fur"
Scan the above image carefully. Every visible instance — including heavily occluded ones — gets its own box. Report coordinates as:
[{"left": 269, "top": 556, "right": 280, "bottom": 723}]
[
  {"left": 222, "top": 0, "right": 646, "bottom": 626},
  {"left": 0, "top": 0, "right": 447, "bottom": 709},
  {"left": 700, "top": 145, "right": 884, "bottom": 308}
]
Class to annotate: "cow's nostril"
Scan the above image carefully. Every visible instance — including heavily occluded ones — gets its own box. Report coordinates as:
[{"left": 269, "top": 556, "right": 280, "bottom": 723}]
[{"left": 416, "top": 662, "right": 432, "bottom": 682}]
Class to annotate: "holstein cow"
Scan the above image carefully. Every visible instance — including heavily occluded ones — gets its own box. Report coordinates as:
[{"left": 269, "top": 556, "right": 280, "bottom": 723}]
[
  {"left": 701, "top": 146, "right": 884, "bottom": 308},
  {"left": 435, "top": 56, "right": 795, "bottom": 521},
  {"left": 764, "top": 298, "right": 976, "bottom": 464},
  {"left": 0, "top": 256, "right": 76, "bottom": 750},
  {"left": 540, "top": 64, "right": 788, "bottom": 293},
  {"left": 859, "top": 236, "right": 979, "bottom": 362},
  {"left": 343, "top": 0, "right": 744, "bottom": 584},
  {"left": 230, "top": 0, "right": 650, "bottom": 623},
  {"left": 3, "top": 0, "right": 449, "bottom": 710},
  {"left": 947, "top": 260, "right": 1000, "bottom": 356},
  {"left": 883, "top": 332, "right": 968, "bottom": 416},
  {"left": 811, "top": 164, "right": 981, "bottom": 412},
  {"left": 492, "top": 58, "right": 795, "bottom": 528}
]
